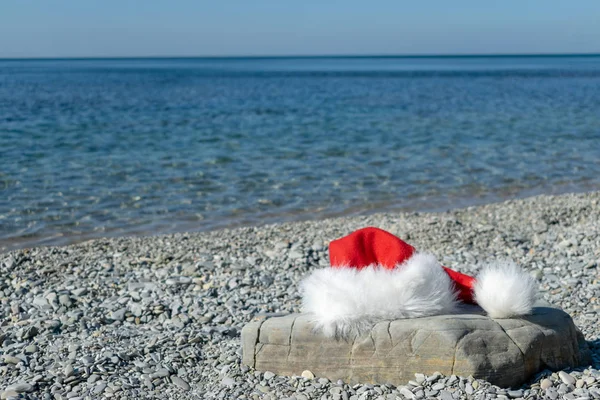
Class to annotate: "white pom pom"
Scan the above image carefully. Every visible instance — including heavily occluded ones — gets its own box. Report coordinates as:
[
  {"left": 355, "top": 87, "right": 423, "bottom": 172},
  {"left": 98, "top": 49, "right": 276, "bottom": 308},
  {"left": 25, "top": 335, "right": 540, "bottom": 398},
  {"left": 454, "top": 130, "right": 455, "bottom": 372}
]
[{"left": 474, "top": 261, "right": 537, "bottom": 319}]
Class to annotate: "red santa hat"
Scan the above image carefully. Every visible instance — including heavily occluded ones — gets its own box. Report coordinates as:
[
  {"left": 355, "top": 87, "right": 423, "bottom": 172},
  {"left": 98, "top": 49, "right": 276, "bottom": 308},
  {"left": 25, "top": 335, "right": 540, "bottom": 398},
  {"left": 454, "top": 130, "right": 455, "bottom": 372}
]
[{"left": 301, "top": 227, "right": 537, "bottom": 338}]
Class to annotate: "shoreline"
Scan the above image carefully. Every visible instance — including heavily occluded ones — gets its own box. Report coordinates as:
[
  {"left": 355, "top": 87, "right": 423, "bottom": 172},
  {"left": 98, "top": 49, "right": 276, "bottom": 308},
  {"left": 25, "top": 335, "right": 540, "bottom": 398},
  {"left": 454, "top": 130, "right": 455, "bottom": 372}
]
[
  {"left": 1, "top": 190, "right": 599, "bottom": 398},
  {"left": 2, "top": 185, "right": 598, "bottom": 255}
]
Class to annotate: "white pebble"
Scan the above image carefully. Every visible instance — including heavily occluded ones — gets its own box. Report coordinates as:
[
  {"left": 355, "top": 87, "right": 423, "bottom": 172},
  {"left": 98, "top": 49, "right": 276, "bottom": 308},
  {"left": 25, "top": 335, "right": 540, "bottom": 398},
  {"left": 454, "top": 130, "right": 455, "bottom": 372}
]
[
  {"left": 301, "top": 370, "right": 314, "bottom": 379},
  {"left": 540, "top": 378, "right": 553, "bottom": 389},
  {"left": 263, "top": 371, "right": 276, "bottom": 380}
]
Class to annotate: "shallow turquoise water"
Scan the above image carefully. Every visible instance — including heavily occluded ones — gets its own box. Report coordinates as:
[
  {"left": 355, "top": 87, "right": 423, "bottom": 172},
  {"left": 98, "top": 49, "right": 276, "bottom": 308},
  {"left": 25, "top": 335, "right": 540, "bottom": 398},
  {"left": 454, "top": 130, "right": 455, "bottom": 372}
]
[{"left": 1, "top": 56, "right": 599, "bottom": 251}]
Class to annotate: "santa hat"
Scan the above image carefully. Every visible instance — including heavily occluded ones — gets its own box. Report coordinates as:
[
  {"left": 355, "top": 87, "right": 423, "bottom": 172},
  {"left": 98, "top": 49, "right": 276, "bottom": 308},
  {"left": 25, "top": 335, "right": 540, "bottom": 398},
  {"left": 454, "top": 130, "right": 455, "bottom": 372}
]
[{"left": 300, "top": 227, "right": 537, "bottom": 338}]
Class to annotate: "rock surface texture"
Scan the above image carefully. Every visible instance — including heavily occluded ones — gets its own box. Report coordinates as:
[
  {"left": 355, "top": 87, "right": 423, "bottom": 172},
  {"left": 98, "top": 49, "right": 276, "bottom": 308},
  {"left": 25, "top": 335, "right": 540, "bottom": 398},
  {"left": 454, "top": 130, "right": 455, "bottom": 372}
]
[{"left": 243, "top": 301, "right": 591, "bottom": 388}]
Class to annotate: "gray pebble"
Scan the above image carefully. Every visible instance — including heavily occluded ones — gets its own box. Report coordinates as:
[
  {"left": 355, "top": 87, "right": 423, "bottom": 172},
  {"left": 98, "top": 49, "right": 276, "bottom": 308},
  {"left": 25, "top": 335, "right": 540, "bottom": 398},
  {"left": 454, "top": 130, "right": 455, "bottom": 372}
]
[
  {"left": 59, "top": 294, "right": 72, "bottom": 307},
  {"left": 2, "top": 356, "right": 21, "bottom": 365},
  {"left": 63, "top": 365, "right": 74, "bottom": 378},
  {"left": 263, "top": 371, "right": 276, "bottom": 380},
  {"left": 24, "top": 344, "right": 38, "bottom": 354},
  {"left": 546, "top": 388, "right": 559, "bottom": 400},
  {"left": 288, "top": 250, "right": 303, "bottom": 259},
  {"left": 559, "top": 371, "right": 576, "bottom": 385},
  {"left": 81, "top": 356, "right": 95, "bottom": 366},
  {"left": 171, "top": 376, "right": 190, "bottom": 391},
  {"left": 507, "top": 389, "right": 523, "bottom": 398},
  {"left": 465, "top": 383, "right": 474, "bottom": 395},
  {"left": 221, "top": 376, "right": 235, "bottom": 387},
  {"left": 151, "top": 368, "right": 170, "bottom": 378},
  {"left": 439, "top": 390, "right": 454, "bottom": 400},
  {"left": 72, "top": 288, "right": 88, "bottom": 296},
  {"left": 111, "top": 308, "right": 127, "bottom": 321},
  {"left": 399, "top": 387, "right": 415, "bottom": 399},
  {"left": 4, "top": 383, "right": 33, "bottom": 393},
  {"left": 92, "top": 382, "right": 107, "bottom": 395},
  {"left": 32, "top": 296, "right": 48, "bottom": 308},
  {"left": 1, "top": 390, "right": 19, "bottom": 399},
  {"left": 585, "top": 376, "right": 596, "bottom": 385}
]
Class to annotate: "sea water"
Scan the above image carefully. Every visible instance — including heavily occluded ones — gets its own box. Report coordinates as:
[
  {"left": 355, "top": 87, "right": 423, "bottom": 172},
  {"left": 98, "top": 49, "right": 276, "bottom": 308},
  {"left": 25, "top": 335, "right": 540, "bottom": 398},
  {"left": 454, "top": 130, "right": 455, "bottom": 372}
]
[{"left": 1, "top": 56, "right": 599, "bottom": 251}]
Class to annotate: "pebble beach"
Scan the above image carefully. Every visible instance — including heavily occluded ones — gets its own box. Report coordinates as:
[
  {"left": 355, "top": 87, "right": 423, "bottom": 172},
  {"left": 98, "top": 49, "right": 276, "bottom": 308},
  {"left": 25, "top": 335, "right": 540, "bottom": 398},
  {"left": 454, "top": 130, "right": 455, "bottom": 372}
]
[{"left": 1, "top": 190, "right": 600, "bottom": 399}]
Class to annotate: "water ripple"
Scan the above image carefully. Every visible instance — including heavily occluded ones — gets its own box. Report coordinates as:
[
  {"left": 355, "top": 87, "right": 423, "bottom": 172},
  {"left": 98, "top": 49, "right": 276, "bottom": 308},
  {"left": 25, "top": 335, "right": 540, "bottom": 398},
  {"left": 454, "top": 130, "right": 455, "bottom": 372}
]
[{"left": 1, "top": 56, "right": 600, "bottom": 251}]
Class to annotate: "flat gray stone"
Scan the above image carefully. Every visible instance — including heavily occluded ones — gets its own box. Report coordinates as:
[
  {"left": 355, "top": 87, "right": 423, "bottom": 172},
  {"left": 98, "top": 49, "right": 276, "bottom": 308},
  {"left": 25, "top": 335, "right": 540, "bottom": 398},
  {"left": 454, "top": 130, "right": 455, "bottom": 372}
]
[
  {"left": 171, "top": 376, "right": 190, "bottom": 391},
  {"left": 241, "top": 301, "right": 591, "bottom": 387},
  {"left": 4, "top": 382, "right": 33, "bottom": 393}
]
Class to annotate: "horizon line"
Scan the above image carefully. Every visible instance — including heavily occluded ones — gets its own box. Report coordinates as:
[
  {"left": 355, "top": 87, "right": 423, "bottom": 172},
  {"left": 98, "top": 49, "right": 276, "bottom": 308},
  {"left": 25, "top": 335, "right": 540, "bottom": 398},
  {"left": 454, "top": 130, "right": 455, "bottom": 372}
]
[{"left": 1, "top": 52, "right": 600, "bottom": 61}]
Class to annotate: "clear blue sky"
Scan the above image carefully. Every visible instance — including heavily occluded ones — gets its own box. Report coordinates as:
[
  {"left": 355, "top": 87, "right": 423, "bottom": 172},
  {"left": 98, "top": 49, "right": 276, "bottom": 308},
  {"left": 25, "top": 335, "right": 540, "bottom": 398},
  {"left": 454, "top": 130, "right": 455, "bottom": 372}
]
[{"left": 1, "top": 0, "right": 599, "bottom": 58}]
